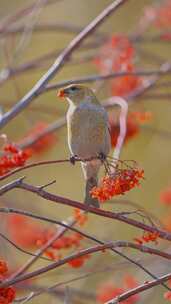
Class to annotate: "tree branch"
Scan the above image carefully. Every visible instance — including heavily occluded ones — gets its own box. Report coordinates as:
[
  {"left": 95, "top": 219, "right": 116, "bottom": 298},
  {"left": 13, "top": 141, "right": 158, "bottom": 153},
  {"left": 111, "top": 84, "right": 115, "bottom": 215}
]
[
  {"left": 44, "top": 69, "right": 171, "bottom": 92},
  {"left": 0, "top": 232, "right": 50, "bottom": 261},
  {"left": 0, "top": 0, "right": 129, "bottom": 129},
  {"left": 9, "top": 217, "right": 77, "bottom": 279},
  {"left": 0, "top": 239, "right": 171, "bottom": 289},
  {"left": 106, "top": 272, "right": 171, "bottom": 304},
  {"left": 0, "top": 179, "right": 171, "bottom": 241},
  {"left": 0, "top": 206, "right": 169, "bottom": 291}
]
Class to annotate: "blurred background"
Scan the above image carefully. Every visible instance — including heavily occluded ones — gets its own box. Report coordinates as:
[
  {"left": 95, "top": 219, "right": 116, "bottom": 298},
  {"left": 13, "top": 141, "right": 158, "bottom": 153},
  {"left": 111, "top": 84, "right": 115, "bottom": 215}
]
[{"left": 0, "top": 0, "right": 171, "bottom": 303}]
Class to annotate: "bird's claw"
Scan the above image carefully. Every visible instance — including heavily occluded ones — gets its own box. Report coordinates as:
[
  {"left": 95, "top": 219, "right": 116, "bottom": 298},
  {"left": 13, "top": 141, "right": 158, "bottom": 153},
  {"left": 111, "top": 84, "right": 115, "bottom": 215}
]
[
  {"left": 98, "top": 152, "right": 106, "bottom": 163},
  {"left": 70, "top": 155, "right": 77, "bottom": 165}
]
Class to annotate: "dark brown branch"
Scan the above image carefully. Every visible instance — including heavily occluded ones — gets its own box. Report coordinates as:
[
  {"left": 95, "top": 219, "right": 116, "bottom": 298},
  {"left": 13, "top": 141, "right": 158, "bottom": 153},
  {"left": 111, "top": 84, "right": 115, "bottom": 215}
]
[
  {"left": 0, "top": 178, "right": 171, "bottom": 242},
  {"left": 14, "top": 182, "right": 171, "bottom": 242},
  {"left": 106, "top": 272, "right": 171, "bottom": 304},
  {"left": 0, "top": 156, "right": 106, "bottom": 182},
  {"left": 0, "top": 232, "right": 50, "bottom": 261},
  {"left": 14, "top": 259, "right": 142, "bottom": 302},
  {"left": 44, "top": 69, "right": 171, "bottom": 92},
  {"left": 0, "top": 239, "right": 170, "bottom": 289},
  {"left": 0, "top": 206, "right": 169, "bottom": 291},
  {"left": 0, "top": 176, "right": 25, "bottom": 195},
  {"left": 10, "top": 217, "right": 77, "bottom": 279},
  {"left": 0, "top": 159, "right": 70, "bottom": 181}
]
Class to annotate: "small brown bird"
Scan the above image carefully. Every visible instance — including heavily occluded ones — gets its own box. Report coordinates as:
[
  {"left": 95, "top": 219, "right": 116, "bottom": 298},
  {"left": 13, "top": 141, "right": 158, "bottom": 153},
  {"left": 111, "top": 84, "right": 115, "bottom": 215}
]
[{"left": 58, "top": 84, "right": 111, "bottom": 208}]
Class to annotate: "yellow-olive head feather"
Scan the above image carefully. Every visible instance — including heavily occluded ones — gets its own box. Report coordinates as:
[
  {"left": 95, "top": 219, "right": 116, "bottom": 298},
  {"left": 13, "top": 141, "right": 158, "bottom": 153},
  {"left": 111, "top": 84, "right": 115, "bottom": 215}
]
[{"left": 57, "top": 84, "right": 99, "bottom": 105}]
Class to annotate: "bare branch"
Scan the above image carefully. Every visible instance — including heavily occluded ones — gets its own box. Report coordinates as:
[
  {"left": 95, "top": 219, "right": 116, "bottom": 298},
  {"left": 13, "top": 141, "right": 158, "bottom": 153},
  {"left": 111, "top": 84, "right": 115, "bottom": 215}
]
[
  {"left": 0, "top": 240, "right": 171, "bottom": 289},
  {"left": 0, "top": 159, "right": 70, "bottom": 182},
  {"left": 106, "top": 272, "right": 171, "bottom": 304},
  {"left": 9, "top": 217, "right": 77, "bottom": 279},
  {"left": 0, "top": 0, "right": 129, "bottom": 129},
  {"left": 44, "top": 69, "right": 171, "bottom": 92},
  {"left": 9, "top": 60, "right": 171, "bottom": 159},
  {"left": 0, "top": 206, "right": 169, "bottom": 291},
  {"left": 0, "top": 180, "right": 171, "bottom": 242},
  {"left": 0, "top": 0, "right": 59, "bottom": 32},
  {"left": 0, "top": 176, "right": 25, "bottom": 195},
  {"left": 0, "top": 232, "right": 50, "bottom": 261}
]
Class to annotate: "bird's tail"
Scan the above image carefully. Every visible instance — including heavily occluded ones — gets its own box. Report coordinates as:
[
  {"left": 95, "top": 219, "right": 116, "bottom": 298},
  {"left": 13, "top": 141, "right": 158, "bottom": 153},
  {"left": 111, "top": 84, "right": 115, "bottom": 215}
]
[{"left": 84, "top": 177, "right": 100, "bottom": 208}]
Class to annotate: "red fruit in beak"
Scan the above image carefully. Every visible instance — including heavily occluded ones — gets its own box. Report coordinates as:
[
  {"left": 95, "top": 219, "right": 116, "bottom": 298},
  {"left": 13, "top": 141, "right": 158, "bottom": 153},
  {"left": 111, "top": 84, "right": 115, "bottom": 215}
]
[{"left": 57, "top": 89, "right": 66, "bottom": 98}]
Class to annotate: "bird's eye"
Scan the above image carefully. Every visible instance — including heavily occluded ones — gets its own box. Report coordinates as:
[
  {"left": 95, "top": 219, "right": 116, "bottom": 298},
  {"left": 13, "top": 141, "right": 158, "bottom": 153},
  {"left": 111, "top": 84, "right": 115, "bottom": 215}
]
[{"left": 70, "top": 86, "right": 78, "bottom": 92}]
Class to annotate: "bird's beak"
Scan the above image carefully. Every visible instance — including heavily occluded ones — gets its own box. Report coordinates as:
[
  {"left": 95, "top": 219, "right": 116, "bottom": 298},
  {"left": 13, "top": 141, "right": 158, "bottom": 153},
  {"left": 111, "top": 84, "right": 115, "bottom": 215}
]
[{"left": 57, "top": 89, "right": 66, "bottom": 98}]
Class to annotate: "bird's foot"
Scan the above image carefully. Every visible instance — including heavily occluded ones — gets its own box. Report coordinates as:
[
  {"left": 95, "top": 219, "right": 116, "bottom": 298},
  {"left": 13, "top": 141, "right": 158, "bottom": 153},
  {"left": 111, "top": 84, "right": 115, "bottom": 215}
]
[
  {"left": 70, "top": 155, "right": 77, "bottom": 165},
  {"left": 98, "top": 152, "right": 106, "bottom": 163}
]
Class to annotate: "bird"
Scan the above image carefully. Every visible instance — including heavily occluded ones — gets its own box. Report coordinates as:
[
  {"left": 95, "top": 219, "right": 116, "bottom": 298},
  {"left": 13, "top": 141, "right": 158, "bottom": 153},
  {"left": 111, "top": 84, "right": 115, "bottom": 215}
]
[{"left": 57, "top": 84, "right": 111, "bottom": 208}]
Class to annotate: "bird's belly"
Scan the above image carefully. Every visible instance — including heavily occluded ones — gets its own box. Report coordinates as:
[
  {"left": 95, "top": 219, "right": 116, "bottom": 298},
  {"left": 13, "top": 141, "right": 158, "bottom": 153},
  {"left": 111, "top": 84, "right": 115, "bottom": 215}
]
[
  {"left": 68, "top": 122, "right": 110, "bottom": 159},
  {"left": 67, "top": 103, "right": 111, "bottom": 159}
]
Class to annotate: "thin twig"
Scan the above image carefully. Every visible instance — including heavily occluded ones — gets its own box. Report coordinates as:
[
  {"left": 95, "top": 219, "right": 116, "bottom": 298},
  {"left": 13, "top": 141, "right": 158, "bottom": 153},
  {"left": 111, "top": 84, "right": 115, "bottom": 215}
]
[
  {"left": 0, "top": 232, "right": 50, "bottom": 261},
  {"left": 0, "top": 180, "right": 171, "bottom": 241},
  {"left": 106, "top": 272, "right": 171, "bottom": 304},
  {"left": 0, "top": 0, "right": 59, "bottom": 32},
  {"left": 0, "top": 0, "right": 129, "bottom": 129},
  {"left": 0, "top": 240, "right": 171, "bottom": 289},
  {"left": 0, "top": 206, "right": 170, "bottom": 291},
  {"left": 10, "top": 60, "right": 171, "bottom": 156},
  {"left": 9, "top": 217, "right": 77, "bottom": 279},
  {"left": 44, "top": 69, "right": 170, "bottom": 92}
]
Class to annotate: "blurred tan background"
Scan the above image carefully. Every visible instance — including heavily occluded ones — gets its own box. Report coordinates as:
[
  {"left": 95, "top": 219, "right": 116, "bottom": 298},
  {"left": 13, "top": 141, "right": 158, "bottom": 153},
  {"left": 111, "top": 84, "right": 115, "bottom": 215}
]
[{"left": 0, "top": 0, "right": 171, "bottom": 303}]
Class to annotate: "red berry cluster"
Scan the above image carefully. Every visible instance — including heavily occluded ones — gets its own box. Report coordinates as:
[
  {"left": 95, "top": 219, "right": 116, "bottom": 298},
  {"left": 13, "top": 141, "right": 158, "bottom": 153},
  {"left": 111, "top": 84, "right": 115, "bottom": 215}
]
[
  {"left": 96, "top": 275, "right": 139, "bottom": 304},
  {"left": 164, "top": 280, "right": 171, "bottom": 301},
  {"left": 35, "top": 209, "right": 88, "bottom": 263},
  {"left": 109, "top": 114, "right": 139, "bottom": 147},
  {"left": 0, "top": 143, "right": 31, "bottom": 176},
  {"left": 94, "top": 35, "right": 142, "bottom": 96},
  {"left": 36, "top": 231, "right": 84, "bottom": 262},
  {"left": 134, "top": 231, "right": 159, "bottom": 245},
  {"left": 7, "top": 210, "right": 90, "bottom": 268},
  {"left": 67, "top": 254, "right": 90, "bottom": 268},
  {"left": 91, "top": 162, "right": 144, "bottom": 202},
  {"left": 154, "top": 0, "right": 171, "bottom": 29},
  {"left": 0, "top": 259, "right": 15, "bottom": 304},
  {"left": 7, "top": 214, "right": 45, "bottom": 248}
]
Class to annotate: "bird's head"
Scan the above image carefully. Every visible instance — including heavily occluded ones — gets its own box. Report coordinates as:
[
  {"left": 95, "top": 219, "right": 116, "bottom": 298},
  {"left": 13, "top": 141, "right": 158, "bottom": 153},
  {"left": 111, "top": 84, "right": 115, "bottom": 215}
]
[{"left": 57, "top": 84, "right": 98, "bottom": 105}]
